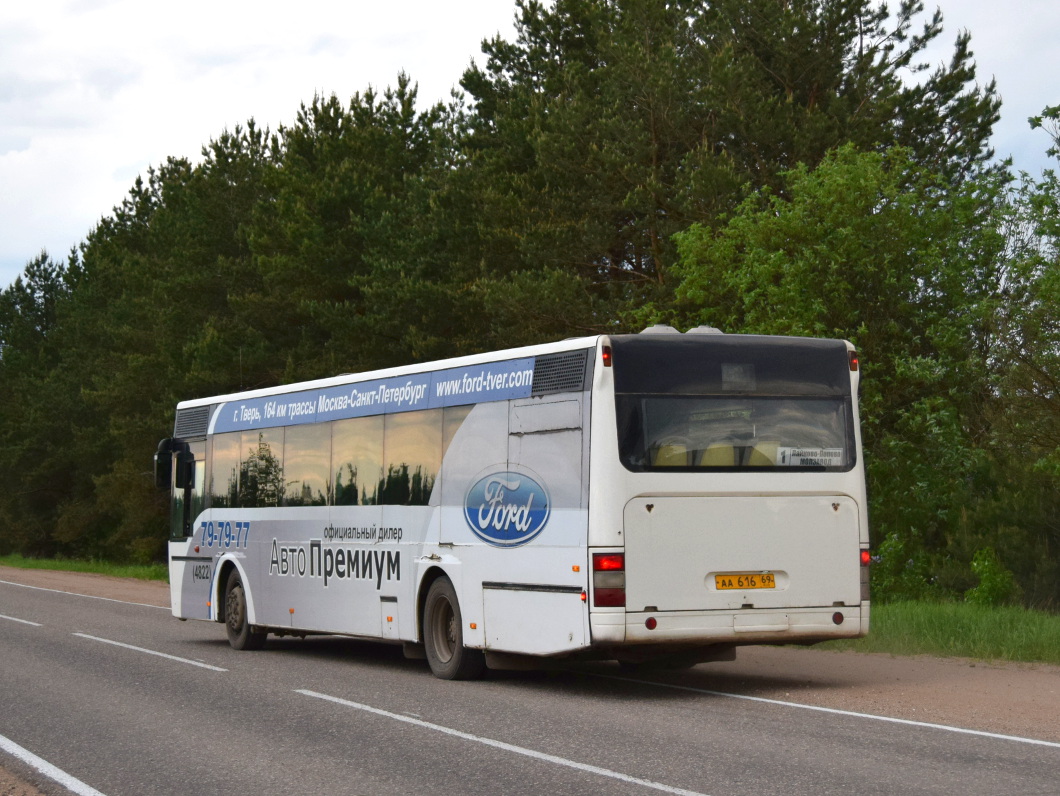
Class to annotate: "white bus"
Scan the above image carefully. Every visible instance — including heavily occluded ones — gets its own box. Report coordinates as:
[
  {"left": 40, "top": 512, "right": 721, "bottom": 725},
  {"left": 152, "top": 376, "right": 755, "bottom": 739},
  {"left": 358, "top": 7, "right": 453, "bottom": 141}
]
[{"left": 156, "top": 326, "right": 870, "bottom": 679}]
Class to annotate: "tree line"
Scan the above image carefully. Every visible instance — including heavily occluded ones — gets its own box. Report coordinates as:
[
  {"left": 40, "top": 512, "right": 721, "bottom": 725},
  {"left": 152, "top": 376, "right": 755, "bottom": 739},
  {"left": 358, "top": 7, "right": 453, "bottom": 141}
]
[{"left": 1, "top": 0, "right": 1058, "bottom": 607}]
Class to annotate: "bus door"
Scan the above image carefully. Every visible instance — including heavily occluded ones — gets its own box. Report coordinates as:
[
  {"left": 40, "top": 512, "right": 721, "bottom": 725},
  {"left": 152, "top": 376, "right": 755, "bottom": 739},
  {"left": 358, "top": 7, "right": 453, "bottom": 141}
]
[{"left": 161, "top": 439, "right": 211, "bottom": 620}]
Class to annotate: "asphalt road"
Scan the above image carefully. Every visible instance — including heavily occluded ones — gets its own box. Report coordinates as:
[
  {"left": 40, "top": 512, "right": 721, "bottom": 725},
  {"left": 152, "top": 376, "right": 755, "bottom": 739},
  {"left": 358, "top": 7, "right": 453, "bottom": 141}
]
[{"left": 1, "top": 578, "right": 1057, "bottom": 796}]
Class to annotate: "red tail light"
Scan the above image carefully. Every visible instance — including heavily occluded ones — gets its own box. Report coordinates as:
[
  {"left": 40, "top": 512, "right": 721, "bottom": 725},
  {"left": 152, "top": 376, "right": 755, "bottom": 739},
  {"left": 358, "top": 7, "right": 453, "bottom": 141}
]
[
  {"left": 849, "top": 350, "right": 860, "bottom": 371},
  {"left": 601, "top": 345, "right": 613, "bottom": 368},
  {"left": 860, "top": 549, "right": 871, "bottom": 601},
  {"left": 592, "top": 552, "right": 625, "bottom": 607},
  {"left": 593, "top": 553, "right": 624, "bottom": 571}
]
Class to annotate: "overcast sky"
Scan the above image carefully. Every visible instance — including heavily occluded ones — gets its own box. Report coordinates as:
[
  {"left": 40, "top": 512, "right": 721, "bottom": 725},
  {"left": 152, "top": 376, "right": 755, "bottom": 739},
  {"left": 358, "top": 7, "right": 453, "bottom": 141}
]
[{"left": 2, "top": 0, "right": 1057, "bottom": 290}]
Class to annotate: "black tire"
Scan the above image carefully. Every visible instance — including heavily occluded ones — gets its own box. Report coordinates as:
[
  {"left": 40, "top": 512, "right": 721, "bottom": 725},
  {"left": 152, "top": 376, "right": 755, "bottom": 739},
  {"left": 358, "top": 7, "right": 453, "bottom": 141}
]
[
  {"left": 224, "top": 569, "right": 266, "bottom": 651},
  {"left": 423, "top": 577, "right": 485, "bottom": 680}
]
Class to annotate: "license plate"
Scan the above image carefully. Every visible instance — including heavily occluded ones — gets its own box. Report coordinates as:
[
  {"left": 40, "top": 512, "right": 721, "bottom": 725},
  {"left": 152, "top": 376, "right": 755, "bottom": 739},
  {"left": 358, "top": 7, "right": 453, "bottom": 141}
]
[{"left": 715, "top": 572, "right": 776, "bottom": 590}]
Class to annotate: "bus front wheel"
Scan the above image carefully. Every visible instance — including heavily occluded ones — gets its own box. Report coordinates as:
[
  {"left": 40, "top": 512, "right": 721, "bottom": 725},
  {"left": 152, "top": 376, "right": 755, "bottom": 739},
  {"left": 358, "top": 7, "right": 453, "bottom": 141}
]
[
  {"left": 423, "top": 577, "right": 484, "bottom": 680},
  {"left": 224, "top": 569, "right": 266, "bottom": 651}
]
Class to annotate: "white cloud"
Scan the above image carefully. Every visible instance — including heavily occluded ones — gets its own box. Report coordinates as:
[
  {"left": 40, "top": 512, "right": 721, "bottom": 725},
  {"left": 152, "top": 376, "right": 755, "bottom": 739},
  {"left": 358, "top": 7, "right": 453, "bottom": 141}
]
[
  {"left": 918, "top": 0, "right": 1059, "bottom": 173},
  {"left": 0, "top": 0, "right": 516, "bottom": 287}
]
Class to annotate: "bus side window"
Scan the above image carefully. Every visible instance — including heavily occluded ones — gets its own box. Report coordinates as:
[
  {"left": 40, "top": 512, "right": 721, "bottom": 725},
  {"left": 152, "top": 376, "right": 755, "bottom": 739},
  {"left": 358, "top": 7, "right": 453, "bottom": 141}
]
[
  {"left": 209, "top": 432, "right": 241, "bottom": 508},
  {"left": 240, "top": 429, "right": 284, "bottom": 507},
  {"left": 381, "top": 409, "right": 442, "bottom": 506},
  {"left": 332, "top": 416, "right": 384, "bottom": 506},
  {"left": 169, "top": 440, "right": 205, "bottom": 538},
  {"left": 442, "top": 405, "right": 473, "bottom": 459},
  {"left": 189, "top": 441, "right": 205, "bottom": 525},
  {"left": 282, "top": 423, "right": 330, "bottom": 506}
]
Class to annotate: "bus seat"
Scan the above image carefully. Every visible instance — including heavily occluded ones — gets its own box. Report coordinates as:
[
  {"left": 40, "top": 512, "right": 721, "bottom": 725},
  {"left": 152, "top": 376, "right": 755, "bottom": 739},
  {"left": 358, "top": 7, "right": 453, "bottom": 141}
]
[
  {"left": 699, "top": 444, "right": 736, "bottom": 466},
  {"left": 747, "top": 441, "right": 778, "bottom": 466},
  {"left": 653, "top": 442, "right": 688, "bottom": 467}
]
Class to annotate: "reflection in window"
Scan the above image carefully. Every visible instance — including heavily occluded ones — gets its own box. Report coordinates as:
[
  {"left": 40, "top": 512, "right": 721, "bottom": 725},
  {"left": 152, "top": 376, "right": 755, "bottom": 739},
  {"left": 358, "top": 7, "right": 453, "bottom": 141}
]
[
  {"left": 283, "top": 424, "right": 330, "bottom": 506},
  {"left": 618, "top": 396, "right": 852, "bottom": 471},
  {"left": 209, "top": 432, "right": 241, "bottom": 508},
  {"left": 190, "top": 440, "right": 206, "bottom": 521},
  {"left": 381, "top": 409, "right": 442, "bottom": 506},
  {"left": 171, "top": 440, "right": 206, "bottom": 538},
  {"left": 207, "top": 407, "right": 463, "bottom": 509},
  {"left": 332, "top": 416, "right": 383, "bottom": 506},
  {"left": 240, "top": 429, "right": 285, "bottom": 507},
  {"left": 443, "top": 405, "right": 473, "bottom": 459}
]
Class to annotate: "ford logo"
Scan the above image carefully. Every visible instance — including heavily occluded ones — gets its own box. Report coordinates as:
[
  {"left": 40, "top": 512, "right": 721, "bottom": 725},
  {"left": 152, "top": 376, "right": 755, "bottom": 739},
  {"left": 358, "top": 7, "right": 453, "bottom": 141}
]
[{"left": 464, "top": 471, "right": 550, "bottom": 547}]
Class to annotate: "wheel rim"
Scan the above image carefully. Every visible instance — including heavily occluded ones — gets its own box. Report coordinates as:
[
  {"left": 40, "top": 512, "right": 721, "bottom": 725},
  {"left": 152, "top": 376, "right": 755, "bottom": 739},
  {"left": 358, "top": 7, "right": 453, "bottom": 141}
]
[
  {"left": 430, "top": 596, "right": 455, "bottom": 663},
  {"left": 227, "top": 583, "right": 245, "bottom": 634}
]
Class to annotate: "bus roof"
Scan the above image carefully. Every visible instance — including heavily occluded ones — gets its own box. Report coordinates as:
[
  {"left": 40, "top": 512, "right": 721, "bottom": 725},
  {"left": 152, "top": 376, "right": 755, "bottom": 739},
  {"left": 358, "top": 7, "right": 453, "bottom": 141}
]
[{"left": 176, "top": 335, "right": 603, "bottom": 410}]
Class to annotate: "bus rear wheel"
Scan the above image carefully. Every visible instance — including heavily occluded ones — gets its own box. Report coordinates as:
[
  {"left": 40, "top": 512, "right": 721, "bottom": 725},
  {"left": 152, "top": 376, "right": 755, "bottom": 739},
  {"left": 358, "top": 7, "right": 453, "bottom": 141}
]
[
  {"left": 423, "top": 577, "right": 484, "bottom": 680},
  {"left": 225, "top": 569, "right": 266, "bottom": 651}
]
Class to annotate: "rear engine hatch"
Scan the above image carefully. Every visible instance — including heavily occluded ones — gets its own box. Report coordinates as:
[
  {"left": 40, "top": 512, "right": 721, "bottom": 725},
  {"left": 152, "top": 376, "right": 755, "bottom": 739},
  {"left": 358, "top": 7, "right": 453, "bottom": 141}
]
[{"left": 623, "top": 496, "right": 861, "bottom": 612}]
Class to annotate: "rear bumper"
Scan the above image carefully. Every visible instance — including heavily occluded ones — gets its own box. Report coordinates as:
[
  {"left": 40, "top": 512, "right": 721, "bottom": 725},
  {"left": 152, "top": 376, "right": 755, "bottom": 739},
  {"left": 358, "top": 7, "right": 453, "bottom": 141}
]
[{"left": 590, "top": 603, "right": 870, "bottom": 646}]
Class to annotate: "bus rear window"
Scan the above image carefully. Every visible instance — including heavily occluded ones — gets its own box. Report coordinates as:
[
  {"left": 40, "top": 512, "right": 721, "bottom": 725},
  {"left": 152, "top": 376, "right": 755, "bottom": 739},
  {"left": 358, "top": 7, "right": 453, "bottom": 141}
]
[{"left": 617, "top": 396, "right": 854, "bottom": 471}]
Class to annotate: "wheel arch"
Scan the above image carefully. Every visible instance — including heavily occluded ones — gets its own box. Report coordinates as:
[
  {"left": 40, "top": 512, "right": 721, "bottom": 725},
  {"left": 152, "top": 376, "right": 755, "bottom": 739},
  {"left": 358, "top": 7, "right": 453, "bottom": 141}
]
[
  {"left": 416, "top": 565, "right": 450, "bottom": 642},
  {"left": 215, "top": 557, "right": 255, "bottom": 625}
]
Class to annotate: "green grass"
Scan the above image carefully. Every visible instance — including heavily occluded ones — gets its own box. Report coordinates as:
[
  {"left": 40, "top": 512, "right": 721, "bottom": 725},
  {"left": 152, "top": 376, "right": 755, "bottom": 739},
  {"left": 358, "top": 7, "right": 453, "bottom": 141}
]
[
  {"left": 818, "top": 601, "right": 1060, "bottom": 665},
  {"left": 0, "top": 554, "right": 168, "bottom": 583}
]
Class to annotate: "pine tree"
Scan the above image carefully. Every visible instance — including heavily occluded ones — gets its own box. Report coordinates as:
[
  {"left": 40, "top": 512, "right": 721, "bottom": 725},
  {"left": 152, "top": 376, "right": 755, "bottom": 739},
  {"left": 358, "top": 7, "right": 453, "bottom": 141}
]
[{"left": 460, "top": 0, "right": 1000, "bottom": 339}]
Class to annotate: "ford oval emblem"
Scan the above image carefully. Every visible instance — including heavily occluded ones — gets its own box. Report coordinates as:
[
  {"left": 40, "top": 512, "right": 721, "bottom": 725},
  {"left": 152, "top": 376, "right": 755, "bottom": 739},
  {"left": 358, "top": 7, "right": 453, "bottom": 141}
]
[{"left": 464, "top": 471, "right": 550, "bottom": 547}]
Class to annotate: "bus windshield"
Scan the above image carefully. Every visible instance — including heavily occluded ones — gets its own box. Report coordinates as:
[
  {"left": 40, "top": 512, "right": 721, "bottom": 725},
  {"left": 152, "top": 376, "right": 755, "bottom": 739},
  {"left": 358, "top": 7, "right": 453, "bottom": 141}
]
[{"left": 611, "top": 334, "right": 855, "bottom": 472}]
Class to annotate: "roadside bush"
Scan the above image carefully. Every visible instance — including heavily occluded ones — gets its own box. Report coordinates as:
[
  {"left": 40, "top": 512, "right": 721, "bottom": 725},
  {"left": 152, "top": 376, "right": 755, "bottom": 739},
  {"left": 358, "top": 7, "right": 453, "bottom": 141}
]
[{"left": 964, "top": 547, "right": 1020, "bottom": 606}]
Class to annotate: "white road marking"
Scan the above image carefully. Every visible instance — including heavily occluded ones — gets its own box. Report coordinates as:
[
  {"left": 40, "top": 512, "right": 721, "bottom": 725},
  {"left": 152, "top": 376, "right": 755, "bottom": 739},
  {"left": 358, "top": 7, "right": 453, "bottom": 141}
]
[
  {"left": 0, "top": 579, "right": 168, "bottom": 610},
  {"left": 587, "top": 672, "right": 1060, "bottom": 749},
  {"left": 72, "top": 633, "right": 227, "bottom": 672},
  {"left": 0, "top": 614, "right": 42, "bottom": 627},
  {"left": 297, "top": 689, "right": 710, "bottom": 796},
  {"left": 0, "top": 733, "right": 108, "bottom": 796}
]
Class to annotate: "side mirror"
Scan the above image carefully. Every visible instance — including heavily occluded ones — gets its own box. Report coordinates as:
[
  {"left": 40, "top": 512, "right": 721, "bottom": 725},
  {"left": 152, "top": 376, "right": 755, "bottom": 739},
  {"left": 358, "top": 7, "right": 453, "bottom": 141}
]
[
  {"left": 154, "top": 439, "right": 174, "bottom": 490},
  {"left": 175, "top": 450, "right": 196, "bottom": 490}
]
